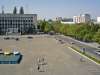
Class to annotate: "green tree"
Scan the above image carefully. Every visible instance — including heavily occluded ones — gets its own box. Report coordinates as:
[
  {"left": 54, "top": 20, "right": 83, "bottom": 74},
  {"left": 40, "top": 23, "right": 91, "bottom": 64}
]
[
  {"left": 37, "top": 20, "right": 100, "bottom": 44},
  {"left": 13, "top": 6, "right": 17, "bottom": 14},
  {"left": 59, "top": 25, "right": 67, "bottom": 34},
  {"left": 19, "top": 6, "right": 24, "bottom": 14},
  {"left": 44, "top": 23, "right": 52, "bottom": 33},
  {"left": 93, "top": 29, "right": 100, "bottom": 44},
  {"left": 52, "top": 21, "right": 61, "bottom": 33},
  {"left": 83, "top": 33, "right": 93, "bottom": 42},
  {"left": 40, "top": 19, "right": 47, "bottom": 32}
]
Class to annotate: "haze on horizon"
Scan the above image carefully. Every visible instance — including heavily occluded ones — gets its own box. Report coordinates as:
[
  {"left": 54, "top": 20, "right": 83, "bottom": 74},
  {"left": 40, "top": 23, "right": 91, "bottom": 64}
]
[{"left": 0, "top": 0, "right": 99, "bottom": 20}]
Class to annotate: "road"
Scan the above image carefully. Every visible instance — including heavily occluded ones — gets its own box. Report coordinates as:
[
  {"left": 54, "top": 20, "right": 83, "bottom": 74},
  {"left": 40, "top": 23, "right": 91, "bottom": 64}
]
[
  {"left": 0, "top": 35, "right": 100, "bottom": 75},
  {"left": 54, "top": 34, "right": 100, "bottom": 60}
]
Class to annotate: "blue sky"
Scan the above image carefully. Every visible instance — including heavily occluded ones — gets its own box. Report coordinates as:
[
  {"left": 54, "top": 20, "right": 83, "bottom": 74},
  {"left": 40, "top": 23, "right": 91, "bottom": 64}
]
[{"left": 0, "top": 0, "right": 100, "bottom": 19}]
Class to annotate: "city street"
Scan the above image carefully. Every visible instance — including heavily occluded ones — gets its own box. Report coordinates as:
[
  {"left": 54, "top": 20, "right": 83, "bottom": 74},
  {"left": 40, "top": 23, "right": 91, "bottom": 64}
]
[
  {"left": 0, "top": 35, "right": 100, "bottom": 75},
  {"left": 54, "top": 35, "right": 100, "bottom": 60}
]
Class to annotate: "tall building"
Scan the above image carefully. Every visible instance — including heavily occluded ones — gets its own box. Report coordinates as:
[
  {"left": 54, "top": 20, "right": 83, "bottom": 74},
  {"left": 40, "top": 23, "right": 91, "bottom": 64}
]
[
  {"left": 0, "top": 7, "right": 37, "bottom": 35},
  {"left": 73, "top": 14, "right": 91, "bottom": 23},
  {"left": 82, "top": 14, "right": 91, "bottom": 23}
]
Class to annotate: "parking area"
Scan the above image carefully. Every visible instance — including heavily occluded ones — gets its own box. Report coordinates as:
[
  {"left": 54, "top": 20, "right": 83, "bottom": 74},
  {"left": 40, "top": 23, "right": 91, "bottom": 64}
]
[{"left": 0, "top": 35, "right": 100, "bottom": 75}]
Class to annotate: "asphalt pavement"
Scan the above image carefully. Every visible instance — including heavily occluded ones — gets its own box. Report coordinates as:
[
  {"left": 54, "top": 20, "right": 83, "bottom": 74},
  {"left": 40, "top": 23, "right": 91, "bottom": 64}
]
[
  {"left": 0, "top": 35, "right": 100, "bottom": 75},
  {"left": 54, "top": 35, "right": 100, "bottom": 60}
]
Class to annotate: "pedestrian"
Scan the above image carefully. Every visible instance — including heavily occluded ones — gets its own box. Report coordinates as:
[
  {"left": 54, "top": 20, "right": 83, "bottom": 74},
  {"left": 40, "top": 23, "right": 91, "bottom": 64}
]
[{"left": 37, "top": 64, "right": 40, "bottom": 71}]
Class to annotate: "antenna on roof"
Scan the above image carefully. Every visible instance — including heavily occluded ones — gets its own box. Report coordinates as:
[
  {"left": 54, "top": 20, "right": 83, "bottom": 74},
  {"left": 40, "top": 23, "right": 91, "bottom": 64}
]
[{"left": 1, "top": 6, "right": 4, "bottom": 14}]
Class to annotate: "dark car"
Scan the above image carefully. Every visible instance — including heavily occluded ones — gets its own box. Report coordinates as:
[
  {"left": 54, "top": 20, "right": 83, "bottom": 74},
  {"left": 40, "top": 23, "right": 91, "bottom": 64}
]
[
  {"left": 27, "top": 36, "right": 33, "bottom": 39},
  {"left": 48, "top": 31, "right": 55, "bottom": 35},
  {"left": 15, "top": 38, "right": 19, "bottom": 41},
  {"left": 97, "top": 46, "right": 100, "bottom": 48},
  {"left": 0, "top": 48, "right": 2, "bottom": 51},
  {"left": 4, "top": 37, "right": 10, "bottom": 40},
  {"left": 71, "top": 42, "right": 75, "bottom": 44}
]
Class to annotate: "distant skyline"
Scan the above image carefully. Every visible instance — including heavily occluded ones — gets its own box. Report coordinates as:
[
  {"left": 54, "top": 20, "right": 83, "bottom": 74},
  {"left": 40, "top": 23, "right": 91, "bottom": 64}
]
[{"left": 0, "top": 0, "right": 100, "bottom": 20}]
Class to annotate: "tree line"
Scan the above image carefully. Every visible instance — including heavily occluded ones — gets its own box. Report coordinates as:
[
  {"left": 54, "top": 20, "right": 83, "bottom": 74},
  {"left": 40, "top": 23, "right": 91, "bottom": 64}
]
[{"left": 38, "top": 20, "right": 100, "bottom": 44}]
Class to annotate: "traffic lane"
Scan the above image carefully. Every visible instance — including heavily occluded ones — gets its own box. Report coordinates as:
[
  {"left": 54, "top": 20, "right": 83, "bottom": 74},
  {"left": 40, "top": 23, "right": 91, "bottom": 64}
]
[
  {"left": 55, "top": 35, "right": 100, "bottom": 54},
  {"left": 73, "top": 43, "right": 97, "bottom": 53},
  {"left": 54, "top": 35, "right": 100, "bottom": 59},
  {"left": 72, "top": 44, "right": 100, "bottom": 60},
  {"left": 56, "top": 35, "right": 99, "bottom": 50},
  {"left": 70, "top": 41, "right": 100, "bottom": 58}
]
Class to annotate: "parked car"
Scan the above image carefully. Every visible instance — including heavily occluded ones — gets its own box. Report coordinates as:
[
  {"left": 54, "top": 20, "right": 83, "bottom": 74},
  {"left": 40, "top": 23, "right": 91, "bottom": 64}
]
[
  {"left": 27, "top": 36, "right": 33, "bottom": 39},
  {"left": 4, "top": 37, "right": 10, "bottom": 40},
  {"left": 0, "top": 51, "right": 3, "bottom": 54},
  {"left": 15, "top": 38, "right": 19, "bottom": 41},
  {"left": 0, "top": 48, "right": 2, "bottom": 51},
  {"left": 60, "top": 41, "right": 65, "bottom": 44},
  {"left": 95, "top": 50, "right": 100, "bottom": 55},
  {"left": 71, "top": 42, "right": 75, "bottom": 44},
  {"left": 97, "top": 46, "right": 100, "bottom": 48},
  {"left": 48, "top": 31, "right": 55, "bottom": 35}
]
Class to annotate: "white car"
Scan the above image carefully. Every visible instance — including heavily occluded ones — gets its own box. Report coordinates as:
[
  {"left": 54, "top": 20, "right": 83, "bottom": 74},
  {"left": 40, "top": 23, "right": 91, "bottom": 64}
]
[{"left": 95, "top": 51, "right": 100, "bottom": 55}]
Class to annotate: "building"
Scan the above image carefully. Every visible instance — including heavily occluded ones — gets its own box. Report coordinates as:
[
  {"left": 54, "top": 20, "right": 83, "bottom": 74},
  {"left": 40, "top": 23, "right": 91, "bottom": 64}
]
[
  {"left": 97, "top": 17, "right": 100, "bottom": 23},
  {"left": 73, "top": 16, "right": 81, "bottom": 23},
  {"left": 0, "top": 7, "right": 37, "bottom": 35},
  {"left": 82, "top": 14, "right": 91, "bottom": 23},
  {"left": 56, "top": 17, "right": 62, "bottom": 21},
  {"left": 73, "top": 14, "right": 91, "bottom": 23},
  {"left": 61, "top": 18, "right": 75, "bottom": 24}
]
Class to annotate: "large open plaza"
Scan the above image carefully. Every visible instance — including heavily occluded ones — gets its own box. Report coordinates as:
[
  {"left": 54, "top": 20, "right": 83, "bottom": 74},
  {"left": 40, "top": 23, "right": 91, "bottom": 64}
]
[
  {"left": 0, "top": 0, "right": 100, "bottom": 75},
  {"left": 0, "top": 35, "right": 100, "bottom": 75}
]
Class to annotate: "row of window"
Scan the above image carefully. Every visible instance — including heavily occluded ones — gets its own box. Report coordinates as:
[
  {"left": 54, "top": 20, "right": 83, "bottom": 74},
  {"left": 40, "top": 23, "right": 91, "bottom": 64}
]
[
  {"left": 0, "top": 23, "right": 33, "bottom": 25},
  {"left": 0, "top": 24, "right": 33, "bottom": 27},
  {"left": 0, "top": 26, "right": 33, "bottom": 28},
  {"left": 0, "top": 20, "right": 33, "bottom": 22},
  {"left": 0, "top": 17, "right": 33, "bottom": 19}
]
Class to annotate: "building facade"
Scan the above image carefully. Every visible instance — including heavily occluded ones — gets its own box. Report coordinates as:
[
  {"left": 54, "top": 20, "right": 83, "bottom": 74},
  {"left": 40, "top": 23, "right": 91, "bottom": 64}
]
[
  {"left": 73, "top": 16, "right": 81, "bottom": 23},
  {"left": 0, "top": 14, "right": 37, "bottom": 35},
  {"left": 56, "top": 17, "right": 62, "bottom": 21},
  {"left": 73, "top": 14, "right": 91, "bottom": 23}
]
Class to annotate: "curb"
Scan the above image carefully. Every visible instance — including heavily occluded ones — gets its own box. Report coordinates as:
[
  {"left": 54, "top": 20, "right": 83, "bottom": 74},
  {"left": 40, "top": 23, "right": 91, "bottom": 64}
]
[{"left": 68, "top": 47, "right": 100, "bottom": 66}]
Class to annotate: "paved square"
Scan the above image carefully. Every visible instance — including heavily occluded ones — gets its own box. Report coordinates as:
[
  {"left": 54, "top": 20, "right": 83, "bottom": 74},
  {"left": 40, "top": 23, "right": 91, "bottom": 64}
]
[{"left": 0, "top": 35, "right": 100, "bottom": 75}]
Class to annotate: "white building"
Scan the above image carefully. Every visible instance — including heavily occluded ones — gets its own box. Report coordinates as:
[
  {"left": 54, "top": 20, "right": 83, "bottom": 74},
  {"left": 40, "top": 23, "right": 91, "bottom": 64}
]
[
  {"left": 97, "top": 17, "right": 100, "bottom": 23},
  {"left": 56, "top": 17, "right": 62, "bottom": 21},
  {"left": 73, "top": 16, "right": 81, "bottom": 23},
  {"left": 73, "top": 14, "right": 91, "bottom": 23}
]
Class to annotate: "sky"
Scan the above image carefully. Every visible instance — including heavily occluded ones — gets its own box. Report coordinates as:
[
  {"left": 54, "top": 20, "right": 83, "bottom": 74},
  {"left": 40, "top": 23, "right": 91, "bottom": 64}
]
[{"left": 0, "top": 0, "right": 100, "bottom": 20}]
